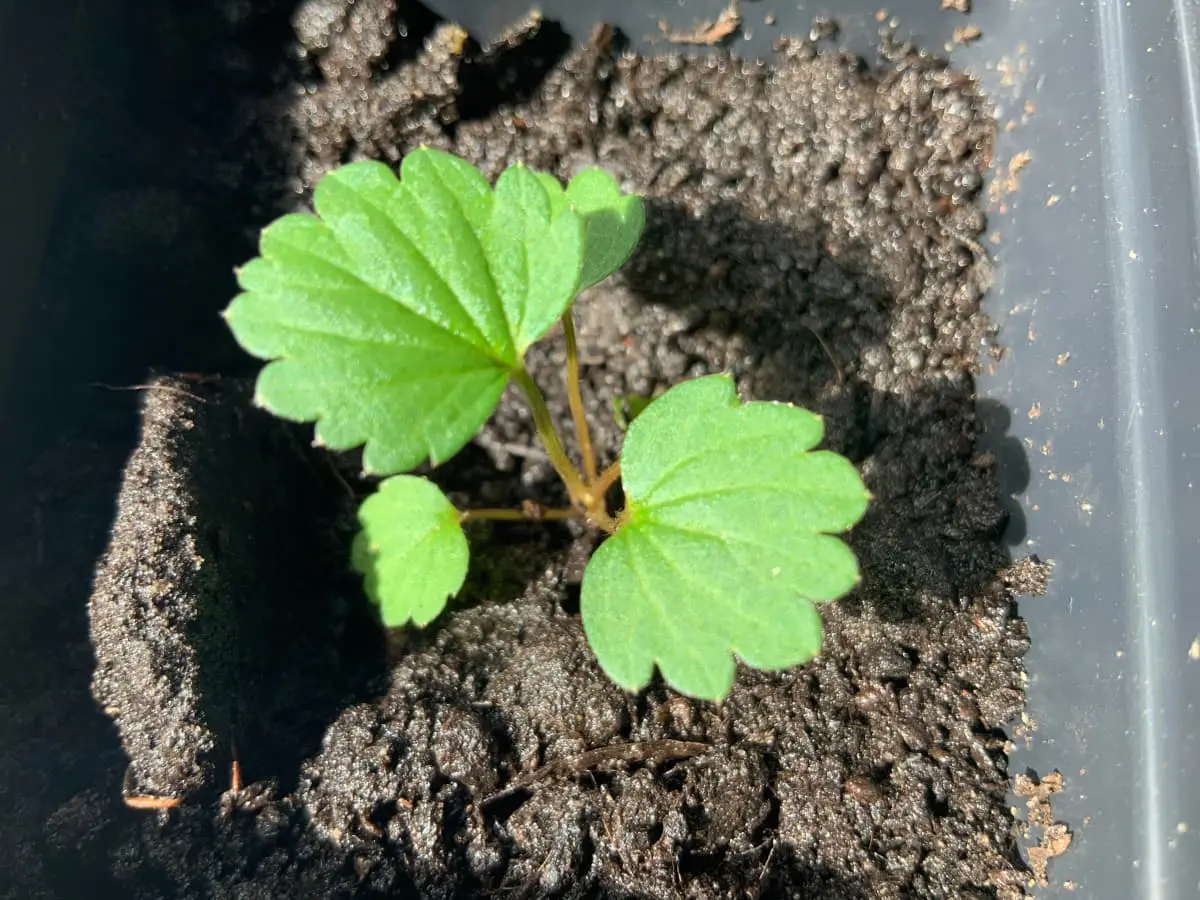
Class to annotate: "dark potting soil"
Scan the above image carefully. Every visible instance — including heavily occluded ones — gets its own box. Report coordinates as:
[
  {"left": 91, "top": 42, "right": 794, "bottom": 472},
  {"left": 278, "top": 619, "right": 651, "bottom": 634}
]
[{"left": 74, "top": 5, "right": 1046, "bottom": 899}]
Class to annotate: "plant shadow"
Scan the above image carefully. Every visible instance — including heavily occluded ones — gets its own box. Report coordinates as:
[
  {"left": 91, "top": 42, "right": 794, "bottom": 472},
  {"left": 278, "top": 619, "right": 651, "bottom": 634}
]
[
  {"left": 618, "top": 197, "right": 1031, "bottom": 624},
  {"left": 189, "top": 388, "right": 392, "bottom": 799}
]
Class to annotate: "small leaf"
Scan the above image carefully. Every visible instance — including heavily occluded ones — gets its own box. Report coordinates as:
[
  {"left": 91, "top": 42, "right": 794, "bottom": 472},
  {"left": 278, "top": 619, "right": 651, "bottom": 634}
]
[
  {"left": 566, "top": 168, "right": 646, "bottom": 290},
  {"left": 351, "top": 475, "right": 468, "bottom": 627},
  {"left": 581, "top": 374, "right": 870, "bottom": 701},
  {"left": 611, "top": 393, "right": 654, "bottom": 431},
  {"left": 223, "top": 148, "right": 586, "bottom": 475}
]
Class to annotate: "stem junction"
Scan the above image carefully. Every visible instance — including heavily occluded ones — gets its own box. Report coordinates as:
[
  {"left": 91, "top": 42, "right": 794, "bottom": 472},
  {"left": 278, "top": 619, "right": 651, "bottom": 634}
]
[{"left": 477, "top": 310, "right": 622, "bottom": 534}]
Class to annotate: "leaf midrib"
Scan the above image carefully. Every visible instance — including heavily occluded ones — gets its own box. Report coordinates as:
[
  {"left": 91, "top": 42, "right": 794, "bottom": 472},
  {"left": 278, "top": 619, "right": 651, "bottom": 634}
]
[
  {"left": 405, "top": 178, "right": 520, "bottom": 362},
  {"left": 273, "top": 221, "right": 515, "bottom": 369},
  {"left": 267, "top": 321, "right": 501, "bottom": 372},
  {"left": 639, "top": 479, "right": 851, "bottom": 515},
  {"left": 636, "top": 519, "right": 818, "bottom": 566},
  {"left": 637, "top": 525, "right": 777, "bottom": 660}
]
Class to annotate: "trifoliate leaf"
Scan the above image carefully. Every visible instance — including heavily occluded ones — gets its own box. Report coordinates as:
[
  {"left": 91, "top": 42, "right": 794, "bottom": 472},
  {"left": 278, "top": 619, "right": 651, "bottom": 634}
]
[
  {"left": 581, "top": 374, "right": 870, "bottom": 701},
  {"left": 565, "top": 168, "right": 646, "bottom": 290},
  {"left": 351, "top": 475, "right": 468, "bottom": 627},
  {"left": 223, "top": 148, "right": 586, "bottom": 475}
]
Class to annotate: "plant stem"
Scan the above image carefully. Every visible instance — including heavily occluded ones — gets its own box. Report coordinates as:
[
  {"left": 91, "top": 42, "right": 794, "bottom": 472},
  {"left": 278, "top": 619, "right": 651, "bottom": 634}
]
[
  {"left": 512, "top": 362, "right": 622, "bottom": 535},
  {"left": 592, "top": 459, "right": 622, "bottom": 500},
  {"left": 460, "top": 506, "right": 578, "bottom": 524},
  {"left": 512, "top": 365, "right": 589, "bottom": 505},
  {"left": 561, "top": 311, "right": 598, "bottom": 484}
]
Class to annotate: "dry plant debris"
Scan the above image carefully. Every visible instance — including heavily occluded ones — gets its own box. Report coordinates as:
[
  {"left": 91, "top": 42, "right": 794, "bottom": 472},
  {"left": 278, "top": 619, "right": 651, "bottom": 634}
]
[{"left": 657, "top": 0, "right": 742, "bottom": 46}]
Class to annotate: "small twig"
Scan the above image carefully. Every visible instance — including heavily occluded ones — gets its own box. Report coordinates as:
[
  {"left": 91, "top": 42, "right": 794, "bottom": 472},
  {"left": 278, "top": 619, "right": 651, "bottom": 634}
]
[
  {"left": 229, "top": 740, "right": 242, "bottom": 793},
  {"left": 122, "top": 794, "right": 183, "bottom": 811},
  {"left": 756, "top": 838, "right": 777, "bottom": 897},
  {"left": 658, "top": 0, "right": 741, "bottom": 45},
  {"left": 121, "top": 767, "right": 182, "bottom": 811},
  {"left": 949, "top": 229, "right": 990, "bottom": 261},
  {"left": 323, "top": 456, "right": 358, "bottom": 502},
  {"left": 90, "top": 382, "right": 207, "bottom": 404},
  {"left": 481, "top": 739, "right": 708, "bottom": 807},
  {"left": 473, "top": 432, "right": 550, "bottom": 463},
  {"left": 801, "top": 324, "right": 844, "bottom": 385}
]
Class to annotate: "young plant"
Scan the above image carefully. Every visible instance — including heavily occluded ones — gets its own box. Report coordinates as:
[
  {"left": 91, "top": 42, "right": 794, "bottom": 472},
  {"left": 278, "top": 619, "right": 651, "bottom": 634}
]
[{"left": 223, "top": 148, "right": 870, "bottom": 702}]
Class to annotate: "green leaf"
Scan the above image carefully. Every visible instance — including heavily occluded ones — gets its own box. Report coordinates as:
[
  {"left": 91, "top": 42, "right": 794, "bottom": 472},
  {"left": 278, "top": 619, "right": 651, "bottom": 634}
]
[
  {"left": 611, "top": 393, "right": 654, "bottom": 431},
  {"left": 351, "top": 475, "right": 468, "bottom": 627},
  {"left": 581, "top": 374, "right": 870, "bottom": 701},
  {"left": 532, "top": 167, "right": 644, "bottom": 290},
  {"left": 484, "top": 163, "right": 588, "bottom": 349},
  {"left": 223, "top": 148, "right": 586, "bottom": 475},
  {"left": 566, "top": 168, "right": 645, "bottom": 290}
]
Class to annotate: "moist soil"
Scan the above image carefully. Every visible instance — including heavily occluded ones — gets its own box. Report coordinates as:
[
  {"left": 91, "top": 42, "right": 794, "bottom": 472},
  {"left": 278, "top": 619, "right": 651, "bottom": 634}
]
[{"left": 64, "top": 4, "right": 1045, "bottom": 898}]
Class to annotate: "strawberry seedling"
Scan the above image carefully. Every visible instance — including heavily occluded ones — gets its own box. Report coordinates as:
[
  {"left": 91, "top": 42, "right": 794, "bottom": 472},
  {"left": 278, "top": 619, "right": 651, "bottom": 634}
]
[{"left": 224, "top": 148, "right": 870, "bottom": 701}]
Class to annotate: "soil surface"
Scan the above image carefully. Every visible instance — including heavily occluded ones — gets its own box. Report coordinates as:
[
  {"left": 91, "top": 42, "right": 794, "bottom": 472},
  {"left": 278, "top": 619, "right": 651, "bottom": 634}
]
[{"left": 52, "top": 4, "right": 1045, "bottom": 898}]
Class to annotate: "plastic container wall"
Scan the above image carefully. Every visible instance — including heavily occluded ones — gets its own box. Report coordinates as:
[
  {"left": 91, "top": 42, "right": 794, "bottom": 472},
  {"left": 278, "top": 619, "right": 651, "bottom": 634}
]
[{"left": 960, "top": 1, "right": 1200, "bottom": 896}]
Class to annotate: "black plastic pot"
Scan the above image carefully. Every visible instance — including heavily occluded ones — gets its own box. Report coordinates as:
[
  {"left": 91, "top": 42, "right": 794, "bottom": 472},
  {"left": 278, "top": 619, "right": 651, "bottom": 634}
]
[{"left": 3, "top": 1, "right": 1199, "bottom": 897}]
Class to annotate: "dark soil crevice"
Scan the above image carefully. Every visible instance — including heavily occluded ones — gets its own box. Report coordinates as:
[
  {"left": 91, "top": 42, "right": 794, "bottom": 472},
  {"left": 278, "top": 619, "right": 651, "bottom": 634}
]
[
  {"left": 455, "top": 14, "right": 574, "bottom": 124},
  {"left": 58, "top": 6, "right": 1050, "bottom": 899}
]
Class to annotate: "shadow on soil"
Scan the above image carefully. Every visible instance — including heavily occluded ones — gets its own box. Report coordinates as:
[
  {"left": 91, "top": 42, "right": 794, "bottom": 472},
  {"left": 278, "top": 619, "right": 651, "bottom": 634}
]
[{"left": 621, "top": 198, "right": 1030, "bottom": 625}]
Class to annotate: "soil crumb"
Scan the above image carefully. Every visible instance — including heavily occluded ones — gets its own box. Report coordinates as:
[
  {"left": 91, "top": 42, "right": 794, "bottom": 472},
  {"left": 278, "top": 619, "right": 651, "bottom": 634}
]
[
  {"left": 1000, "top": 557, "right": 1052, "bottom": 597},
  {"left": 71, "top": 6, "right": 1044, "bottom": 899},
  {"left": 1014, "top": 770, "right": 1071, "bottom": 886}
]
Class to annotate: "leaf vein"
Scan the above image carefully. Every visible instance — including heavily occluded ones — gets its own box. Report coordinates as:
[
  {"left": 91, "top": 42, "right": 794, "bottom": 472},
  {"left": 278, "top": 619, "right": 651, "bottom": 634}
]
[
  {"left": 642, "top": 520, "right": 812, "bottom": 566},
  {"left": 265, "top": 323, "right": 498, "bottom": 371},
  {"left": 406, "top": 184, "right": 514, "bottom": 357},
  {"left": 644, "top": 480, "right": 852, "bottom": 512},
  {"left": 635, "top": 427, "right": 806, "bottom": 498},
  {"left": 626, "top": 533, "right": 713, "bottom": 685},
  {"left": 639, "top": 526, "right": 780, "bottom": 642},
  {"left": 340, "top": 192, "right": 498, "bottom": 353}
]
